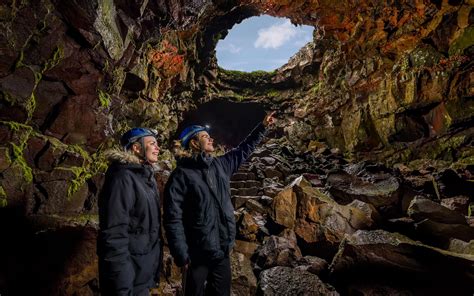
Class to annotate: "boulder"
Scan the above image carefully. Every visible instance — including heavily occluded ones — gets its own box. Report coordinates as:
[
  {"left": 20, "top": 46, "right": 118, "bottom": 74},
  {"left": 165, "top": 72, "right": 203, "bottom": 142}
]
[
  {"left": 441, "top": 196, "right": 470, "bottom": 216},
  {"left": 254, "top": 230, "right": 302, "bottom": 270},
  {"left": 270, "top": 187, "right": 297, "bottom": 229},
  {"left": 258, "top": 266, "right": 339, "bottom": 296},
  {"left": 231, "top": 252, "right": 257, "bottom": 296},
  {"left": 296, "top": 256, "right": 328, "bottom": 276},
  {"left": 330, "top": 230, "right": 474, "bottom": 295},
  {"left": 326, "top": 169, "right": 400, "bottom": 208},
  {"left": 408, "top": 196, "right": 467, "bottom": 224}
]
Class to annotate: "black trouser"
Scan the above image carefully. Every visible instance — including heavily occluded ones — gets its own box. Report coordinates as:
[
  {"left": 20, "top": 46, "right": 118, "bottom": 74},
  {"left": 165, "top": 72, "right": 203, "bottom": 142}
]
[{"left": 184, "top": 256, "right": 231, "bottom": 296}]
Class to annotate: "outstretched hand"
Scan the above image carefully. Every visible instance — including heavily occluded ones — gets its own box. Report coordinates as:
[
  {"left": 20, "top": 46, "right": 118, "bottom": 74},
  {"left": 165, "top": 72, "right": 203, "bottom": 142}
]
[{"left": 263, "top": 111, "right": 276, "bottom": 127}]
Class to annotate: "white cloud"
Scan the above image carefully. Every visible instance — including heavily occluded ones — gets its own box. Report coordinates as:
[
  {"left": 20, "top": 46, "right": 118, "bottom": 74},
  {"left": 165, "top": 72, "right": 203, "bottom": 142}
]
[
  {"left": 217, "top": 42, "right": 242, "bottom": 54},
  {"left": 254, "top": 20, "right": 297, "bottom": 49}
]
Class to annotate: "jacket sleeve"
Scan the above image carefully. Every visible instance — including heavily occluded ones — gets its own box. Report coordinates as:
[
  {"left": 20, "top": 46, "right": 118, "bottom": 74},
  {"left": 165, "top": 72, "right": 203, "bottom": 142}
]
[
  {"left": 163, "top": 170, "right": 190, "bottom": 267},
  {"left": 218, "top": 122, "right": 267, "bottom": 177},
  {"left": 98, "top": 172, "right": 135, "bottom": 295}
]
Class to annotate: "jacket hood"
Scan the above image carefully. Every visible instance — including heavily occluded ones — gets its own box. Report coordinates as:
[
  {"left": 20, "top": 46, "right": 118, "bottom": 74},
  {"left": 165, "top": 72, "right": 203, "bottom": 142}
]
[
  {"left": 176, "top": 152, "right": 213, "bottom": 169},
  {"left": 104, "top": 149, "right": 161, "bottom": 172},
  {"left": 104, "top": 149, "right": 142, "bottom": 165}
]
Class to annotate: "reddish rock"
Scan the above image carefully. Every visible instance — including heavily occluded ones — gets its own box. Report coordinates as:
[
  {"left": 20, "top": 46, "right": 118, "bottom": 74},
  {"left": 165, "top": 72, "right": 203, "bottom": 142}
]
[
  {"left": 231, "top": 252, "right": 257, "bottom": 296},
  {"left": 270, "top": 187, "right": 297, "bottom": 229},
  {"left": 294, "top": 177, "right": 374, "bottom": 243},
  {"left": 25, "top": 136, "right": 49, "bottom": 169},
  {"left": 234, "top": 240, "right": 260, "bottom": 258},
  {"left": 33, "top": 80, "right": 69, "bottom": 127},
  {"left": 46, "top": 94, "right": 108, "bottom": 148},
  {"left": 238, "top": 211, "right": 259, "bottom": 242}
]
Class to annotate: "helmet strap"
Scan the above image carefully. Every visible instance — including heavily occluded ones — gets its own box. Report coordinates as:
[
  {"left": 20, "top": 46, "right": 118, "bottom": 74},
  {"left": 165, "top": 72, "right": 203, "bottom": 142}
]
[
  {"left": 139, "top": 137, "right": 146, "bottom": 159},
  {"left": 189, "top": 136, "right": 204, "bottom": 153},
  {"left": 130, "top": 140, "right": 147, "bottom": 163}
]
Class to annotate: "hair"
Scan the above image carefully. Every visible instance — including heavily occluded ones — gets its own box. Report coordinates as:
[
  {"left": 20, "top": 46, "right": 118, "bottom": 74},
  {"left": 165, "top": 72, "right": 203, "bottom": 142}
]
[
  {"left": 172, "top": 136, "right": 201, "bottom": 158},
  {"left": 124, "top": 141, "right": 139, "bottom": 152}
]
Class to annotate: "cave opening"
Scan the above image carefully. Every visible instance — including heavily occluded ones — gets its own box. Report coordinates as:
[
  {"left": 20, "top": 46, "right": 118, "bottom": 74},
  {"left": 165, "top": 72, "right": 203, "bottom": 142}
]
[
  {"left": 215, "top": 15, "right": 314, "bottom": 72},
  {"left": 175, "top": 99, "right": 267, "bottom": 149}
]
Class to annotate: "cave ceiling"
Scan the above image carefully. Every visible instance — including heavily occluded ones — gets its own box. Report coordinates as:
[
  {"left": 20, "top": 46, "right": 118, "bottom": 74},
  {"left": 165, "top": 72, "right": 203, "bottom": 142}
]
[{"left": 0, "top": 0, "right": 472, "bottom": 210}]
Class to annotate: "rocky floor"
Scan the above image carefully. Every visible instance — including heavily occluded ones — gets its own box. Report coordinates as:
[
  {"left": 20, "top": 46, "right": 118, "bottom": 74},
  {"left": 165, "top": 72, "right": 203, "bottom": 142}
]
[
  {"left": 1, "top": 137, "right": 472, "bottom": 295},
  {"left": 156, "top": 138, "right": 474, "bottom": 295}
]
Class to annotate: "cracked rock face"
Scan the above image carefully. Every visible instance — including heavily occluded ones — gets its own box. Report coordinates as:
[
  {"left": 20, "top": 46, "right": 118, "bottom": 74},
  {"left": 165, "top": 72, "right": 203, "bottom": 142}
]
[{"left": 1, "top": 0, "right": 473, "bottom": 295}]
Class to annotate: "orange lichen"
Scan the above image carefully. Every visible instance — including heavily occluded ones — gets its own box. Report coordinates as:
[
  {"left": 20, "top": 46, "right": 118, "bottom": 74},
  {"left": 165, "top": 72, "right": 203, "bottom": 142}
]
[{"left": 148, "top": 40, "right": 185, "bottom": 77}]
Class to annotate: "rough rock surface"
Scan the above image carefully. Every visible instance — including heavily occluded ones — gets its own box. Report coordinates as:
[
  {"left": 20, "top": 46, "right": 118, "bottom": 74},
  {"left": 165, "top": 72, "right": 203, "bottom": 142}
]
[
  {"left": 258, "top": 266, "right": 339, "bottom": 296},
  {"left": 0, "top": 0, "right": 473, "bottom": 295}
]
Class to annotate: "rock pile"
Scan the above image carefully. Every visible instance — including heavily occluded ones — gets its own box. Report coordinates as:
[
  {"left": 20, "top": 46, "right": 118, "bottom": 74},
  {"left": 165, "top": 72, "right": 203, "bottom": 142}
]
[{"left": 156, "top": 139, "right": 474, "bottom": 295}]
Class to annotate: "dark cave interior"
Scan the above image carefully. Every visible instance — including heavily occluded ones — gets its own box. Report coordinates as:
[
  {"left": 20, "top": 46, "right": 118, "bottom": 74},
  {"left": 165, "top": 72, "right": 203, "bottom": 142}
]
[{"left": 175, "top": 99, "right": 267, "bottom": 149}]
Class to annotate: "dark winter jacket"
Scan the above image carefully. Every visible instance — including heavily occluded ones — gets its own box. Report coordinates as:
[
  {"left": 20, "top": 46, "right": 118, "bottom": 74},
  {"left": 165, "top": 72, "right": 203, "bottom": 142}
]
[
  {"left": 164, "top": 123, "right": 266, "bottom": 266},
  {"left": 97, "top": 150, "right": 162, "bottom": 296}
]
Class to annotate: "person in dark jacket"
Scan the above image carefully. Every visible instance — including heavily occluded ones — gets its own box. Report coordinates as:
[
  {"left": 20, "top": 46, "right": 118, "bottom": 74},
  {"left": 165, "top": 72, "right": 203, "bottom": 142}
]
[
  {"left": 164, "top": 112, "right": 276, "bottom": 296},
  {"left": 97, "top": 128, "right": 162, "bottom": 296}
]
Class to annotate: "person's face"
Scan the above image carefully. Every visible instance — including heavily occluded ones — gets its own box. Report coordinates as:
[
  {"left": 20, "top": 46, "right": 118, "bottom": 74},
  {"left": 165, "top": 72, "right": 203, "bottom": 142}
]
[
  {"left": 195, "top": 131, "right": 214, "bottom": 153},
  {"left": 133, "top": 136, "right": 160, "bottom": 163}
]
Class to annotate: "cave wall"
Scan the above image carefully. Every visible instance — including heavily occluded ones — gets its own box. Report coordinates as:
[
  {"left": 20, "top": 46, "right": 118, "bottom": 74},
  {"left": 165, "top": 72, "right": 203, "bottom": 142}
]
[
  {"left": 1, "top": 0, "right": 472, "bottom": 217},
  {"left": 0, "top": 0, "right": 473, "bottom": 294}
]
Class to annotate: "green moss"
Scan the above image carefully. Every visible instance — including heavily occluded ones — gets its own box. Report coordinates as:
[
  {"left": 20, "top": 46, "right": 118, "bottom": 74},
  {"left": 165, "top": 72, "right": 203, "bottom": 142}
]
[
  {"left": 26, "top": 46, "right": 63, "bottom": 120},
  {"left": 11, "top": 142, "right": 33, "bottom": 183},
  {"left": 0, "top": 120, "right": 32, "bottom": 132},
  {"left": 98, "top": 89, "right": 111, "bottom": 108},
  {"left": 449, "top": 26, "right": 474, "bottom": 56},
  {"left": 454, "top": 154, "right": 474, "bottom": 167},
  {"left": 267, "top": 89, "right": 279, "bottom": 98},
  {"left": 0, "top": 185, "right": 7, "bottom": 208},
  {"left": 14, "top": 3, "right": 55, "bottom": 70},
  {"left": 329, "top": 237, "right": 348, "bottom": 273},
  {"left": 234, "top": 93, "right": 245, "bottom": 101},
  {"left": 311, "top": 82, "right": 321, "bottom": 95},
  {"left": 409, "top": 45, "right": 442, "bottom": 68},
  {"left": 212, "top": 32, "right": 222, "bottom": 44},
  {"left": 42, "top": 46, "right": 64, "bottom": 72},
  {"left": 63, "top": 145, "right": 108, "bottom": 198},
  {"left": 65, "top": 166, "right": 90, "bottom": 197},
  {"left": 15, "top": 49, "right": 25, "bottom": 69},
  {"left": 15, "top": 46, "right": 63, "bottom": 121},
  {"left": 396, "top": 55, "right": 410, "bottom": 72},
  {"left": 68, "top": 213, "right": 99, "bottom": 224},
  {"left": 25, "top": 92, "right": 36, "bottom": 121},
  {"left": 1, "top": 90, "right": 16, "bottom": 105},
  {"left": 219, "top": 68, "right": 275, "bottom": 81},
  {"left": 108, "top": 66, "right": 125, "bottom": 94},
  {"left": 0, "top": 121, "right": 34, "bottom": 182},
  {"left": 94, "top": 0, "right": 124, "bottom": 61},
  {"left": 419, "top": 135, "right": 466, "bottom": 160}
]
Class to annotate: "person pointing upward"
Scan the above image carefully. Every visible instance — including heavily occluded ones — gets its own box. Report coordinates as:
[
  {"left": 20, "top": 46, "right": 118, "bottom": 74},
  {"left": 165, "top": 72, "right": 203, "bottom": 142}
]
[{"left": 164, "top": 112, "right": 276, "bottom": 296}]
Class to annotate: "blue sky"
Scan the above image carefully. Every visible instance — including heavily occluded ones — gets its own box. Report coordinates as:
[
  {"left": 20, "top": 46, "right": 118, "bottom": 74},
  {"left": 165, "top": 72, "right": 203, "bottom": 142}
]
[{"left": 216, "top": 15, "right": 314, "bottom": 72}]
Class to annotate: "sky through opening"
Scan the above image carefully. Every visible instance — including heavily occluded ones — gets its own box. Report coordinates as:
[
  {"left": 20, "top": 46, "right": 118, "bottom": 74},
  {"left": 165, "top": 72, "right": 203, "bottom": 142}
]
[{"left": 216, "top": 15, "right": 314, "bottom": 72}]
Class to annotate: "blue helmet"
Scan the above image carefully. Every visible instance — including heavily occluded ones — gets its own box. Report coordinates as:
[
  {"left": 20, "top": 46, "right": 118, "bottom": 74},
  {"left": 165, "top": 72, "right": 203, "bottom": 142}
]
[
  {"left": 179, "top": 125, "right": 210, "bottom": 148},
  {"left": 120, "top": 127, "right": 157, "bottom": 150}
]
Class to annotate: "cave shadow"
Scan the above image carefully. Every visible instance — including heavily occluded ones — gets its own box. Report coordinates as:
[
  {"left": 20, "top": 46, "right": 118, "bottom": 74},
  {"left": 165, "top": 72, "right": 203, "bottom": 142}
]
[
  {"left": 0, "top": 206, "right": 99, "bottom": 296},
  {"left": 175, "top": 99, "right": 267, "bottom": 149}
]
